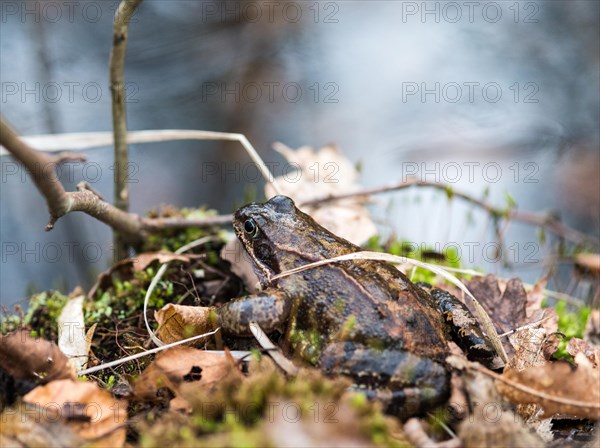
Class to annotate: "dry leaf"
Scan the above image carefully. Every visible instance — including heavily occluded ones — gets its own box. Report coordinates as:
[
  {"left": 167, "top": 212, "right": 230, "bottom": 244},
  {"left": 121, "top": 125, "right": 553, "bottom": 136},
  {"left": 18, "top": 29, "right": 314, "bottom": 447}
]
[
  {"left": 0, "top": 331, "right": 75, "bottom": 405},
  {"left": 155, "top": 304, "right": 215, "bottom": 344},
  {"left": 585, "top": 309, "right": 600, "bottom": 345},
  {"left": 131, "top": 252, "right": 192, "bottom": 272},
  {"left": 220, "top": 238, "right": 261, "bottom": 293},
  {"left": 0, "top": 403, "right": 83, "bottom": 448},
  {"left": 265, "top": 143, "right": 377, "bottom": 245},
  {"left": 574, "top": 253, "right": 600, "bottom": 274},
  {"left": 466, "top": 275, "right": 528, "bottom": 334},
  {"left": 23, "top": 379, "right": 127, "bottom": 447},
  {"left": 134, "top": 346, "right": 235, "bottom": 403},
  {"left": 264, "top": 397, "right": 377, "bottom": 448},
  {"left": 448, "top": 355, "right": 545, "bottom": 448},
  {"left": 525, "top": 277, "right": 558, "bottom": 336},
  {"left": 404, "top": 418, "right": 460, "bottom": 448},
  {"left": 496, "top": 355, "right": 600, "bottom": 420},
  {"left": 541, "top": 333, "right": 563, "bottom": 360},
  {"left": 58, "top": 293, "right": 88, "bottom": 372},
  {"left": 567, "top": 337, "right": 599, "bottom": 367},
  {"left": 508, "top": 327, "right": 547, "bottom": 371},
  {"left": 525, "top": 276, "right": 548, "bottom": 316}
]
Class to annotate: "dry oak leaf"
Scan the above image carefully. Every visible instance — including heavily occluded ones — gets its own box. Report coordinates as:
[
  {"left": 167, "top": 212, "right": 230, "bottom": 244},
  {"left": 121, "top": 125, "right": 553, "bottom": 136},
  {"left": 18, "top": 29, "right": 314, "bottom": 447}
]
[
  {"left": 496, "top": 354, "right": 600, "bottom": 420},
  {"left": 23, "top": 379, "right": 127, "bottom": 447},
  {"left": 155, "top": 304, "right": 216, "bottom": 344},
  {"left": 134, "top": 346, "right": 235, "bottom": 402},
  {"left": 466, "top": 275, "right": 528, "bottom": 333}
]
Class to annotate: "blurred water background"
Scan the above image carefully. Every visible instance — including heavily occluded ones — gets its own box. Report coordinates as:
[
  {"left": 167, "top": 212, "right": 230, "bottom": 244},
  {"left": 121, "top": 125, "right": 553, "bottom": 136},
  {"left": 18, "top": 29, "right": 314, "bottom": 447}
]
[{"left": 1, "top": 1, "right": 599, "bottom": 307}]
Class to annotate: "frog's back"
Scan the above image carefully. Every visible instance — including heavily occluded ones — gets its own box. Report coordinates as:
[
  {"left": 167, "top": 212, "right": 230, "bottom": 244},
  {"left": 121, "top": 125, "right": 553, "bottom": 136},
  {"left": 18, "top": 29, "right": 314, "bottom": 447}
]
[{"left": 289, "top": 255, "right": 450, "bottom": 362}]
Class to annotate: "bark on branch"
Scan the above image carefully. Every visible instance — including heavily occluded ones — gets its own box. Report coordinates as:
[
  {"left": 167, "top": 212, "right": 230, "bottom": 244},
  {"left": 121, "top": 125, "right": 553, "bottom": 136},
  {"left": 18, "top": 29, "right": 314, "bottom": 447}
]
[
  {"left": 299, "top": 179, "right": 599, "bottom": 248},
  {"left": 0, "top": 119, "right": 231, "bottom": 240},
  {"left": 1, "top": 119, "right": 145, "bottom": 241},
  {"left": 110, "top": 0, "right": 144, "bottom": 256}
]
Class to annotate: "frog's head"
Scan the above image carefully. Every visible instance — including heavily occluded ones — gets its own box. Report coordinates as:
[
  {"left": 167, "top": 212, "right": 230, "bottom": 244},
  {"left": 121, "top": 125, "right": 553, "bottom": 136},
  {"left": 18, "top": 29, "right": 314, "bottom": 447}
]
[{"left": 233, "top": 195, "right": 352, "bottom": 284}]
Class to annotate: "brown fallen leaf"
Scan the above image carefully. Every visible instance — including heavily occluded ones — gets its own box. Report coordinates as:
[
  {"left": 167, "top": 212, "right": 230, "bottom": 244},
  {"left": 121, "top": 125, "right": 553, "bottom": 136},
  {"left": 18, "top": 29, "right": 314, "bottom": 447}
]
[
  {"left": 134, "top": 346, "right": 237, "bottom": 405},
  {"left": 155, "top": 304, "right": 216, "bottom": 344},
  {"left": 496, "top": 354, "right": 600, "bottom": 420},
  {"left": 574, "top": 253, "right": 600, "bottom": 275},
  {"left": 466, "top": 275, "right": 527, "bottom": 334},
  {"left": 0, "top": 330, "right": 75, "bottom": 406},
  {"left": 567, "top": 337, "right": 599, "bottom": 367},
  {"left": 131, "top": 252, "right": 193, "bottom": 272},
  {"left": 0, "top": 403, "right": 83, "bottom": 448},
  {"left": 585, "top": 309, "right": 600, "bottom": 345},
  {"left": 508, "top": 327, "right": 547, "bottom": 371},
  {"left": 525, "top": 276, "right": 548, "bottom": 314},
  {"left": 541, "top": 332, "right": 563, "bottom": 360},
  {"left": 447, "top": 356, "right": 545, "bottom": 448},
  {"left": 524, "top": 277, "right": 559, "bottom": 338},
  {"left": 23, "top": 379, "right": 127, "bottom": 447},
  {"left": 264, "top": 397, "right": 378, "bottom": 448}
]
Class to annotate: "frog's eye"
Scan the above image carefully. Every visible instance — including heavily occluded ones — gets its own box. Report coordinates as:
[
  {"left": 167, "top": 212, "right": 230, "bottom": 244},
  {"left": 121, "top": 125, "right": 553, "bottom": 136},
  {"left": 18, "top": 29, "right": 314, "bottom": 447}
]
[{"left": 244, "top": 218, "right": 260, "bottom": 238}]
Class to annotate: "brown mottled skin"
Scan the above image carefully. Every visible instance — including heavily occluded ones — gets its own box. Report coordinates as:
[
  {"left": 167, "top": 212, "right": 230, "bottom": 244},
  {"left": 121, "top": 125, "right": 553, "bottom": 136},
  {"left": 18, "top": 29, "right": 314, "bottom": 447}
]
[{"left": 214, "top": 196, "right": 493, "bottom": 418}]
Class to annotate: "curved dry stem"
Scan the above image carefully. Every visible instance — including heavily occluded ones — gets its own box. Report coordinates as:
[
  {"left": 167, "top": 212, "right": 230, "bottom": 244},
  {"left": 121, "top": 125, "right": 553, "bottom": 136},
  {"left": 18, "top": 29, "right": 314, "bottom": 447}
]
[{"left": 300, "top": 178, "right": 599, "bottom": 248}]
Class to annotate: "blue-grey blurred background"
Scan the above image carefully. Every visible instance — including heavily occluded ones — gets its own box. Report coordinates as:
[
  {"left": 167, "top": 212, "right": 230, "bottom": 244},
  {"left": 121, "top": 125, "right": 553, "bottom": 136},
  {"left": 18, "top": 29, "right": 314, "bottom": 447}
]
[{"left": 1, "top": 1, "right": 599, "bottom": 307}]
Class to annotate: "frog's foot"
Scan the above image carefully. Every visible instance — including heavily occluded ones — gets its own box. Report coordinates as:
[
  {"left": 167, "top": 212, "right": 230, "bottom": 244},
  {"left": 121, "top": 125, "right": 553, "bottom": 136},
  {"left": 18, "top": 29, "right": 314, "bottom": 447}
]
[
  {"left": 428, "top": 288, "right": 502, "bottom": 369},
  {"left": 319, "top": 342, "right": 450, "bottom": 419}
]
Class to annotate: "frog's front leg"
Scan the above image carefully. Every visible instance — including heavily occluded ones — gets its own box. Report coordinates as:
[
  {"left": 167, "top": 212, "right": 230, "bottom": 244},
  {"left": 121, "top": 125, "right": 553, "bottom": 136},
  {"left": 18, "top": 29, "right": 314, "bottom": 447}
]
[
  {"left": 319, "top": 342, "right": 450, "bottom": 419},
  {"left": 215, "top": 289, "right": 292, "bottom": 336}
]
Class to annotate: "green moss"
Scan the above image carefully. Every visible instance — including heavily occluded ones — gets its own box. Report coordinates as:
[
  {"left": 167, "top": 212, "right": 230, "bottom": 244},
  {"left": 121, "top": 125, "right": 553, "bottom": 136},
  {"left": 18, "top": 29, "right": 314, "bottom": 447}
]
[
  {"left": 552, "top": 300, "right": 591, "bottom": 362},
  {"left": 364, "top": 235, "right": 468, "bottom": 284},
  {"left": 143, "top": 206, "right": 226, "bottom": 256},
  {"left": 139, "top": 358, "right": 404, "bottom": 447},
  {"left": 1, "top": 290, "right": 69, "bottom": 338},
  {"left": 289, "top": 328, "right": 324, "bottom": 365}
]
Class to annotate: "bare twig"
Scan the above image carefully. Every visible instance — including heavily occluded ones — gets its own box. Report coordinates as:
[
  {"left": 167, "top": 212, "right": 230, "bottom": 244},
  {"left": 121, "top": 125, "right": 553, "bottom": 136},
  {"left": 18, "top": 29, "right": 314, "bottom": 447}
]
[
  {"left": 1, "top": 120, "right": 236, "bottom": 238},
  {"left": 299, "top": 178, "right": 599, "bottom": 247},
  {"left": 143, "top": 214, "right": 233, "bottom": 230},
  {"left": 110, "top": 0, "right": 144, "bottom": 259},
  {"left": 1, "top": 119, "right": 143, "bottom": 239}
]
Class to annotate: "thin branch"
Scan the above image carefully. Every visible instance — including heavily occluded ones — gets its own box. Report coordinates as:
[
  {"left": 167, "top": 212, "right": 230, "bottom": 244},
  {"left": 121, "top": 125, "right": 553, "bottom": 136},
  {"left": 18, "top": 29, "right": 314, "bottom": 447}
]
[
  {"left": 1, "top": 120, "right": 69, "bottom": 217},
  {"left": 110, "top": 0, "right": 144, "bottom": 258},
  {"left": 1, "top": 118, "right": 144, "bottom": 241},
  {"left": 143, "top": 214, "right": 233, "bottom": 230},
  {"left": 299, "top": 178, "right": 599, "bottom": 247},
  {"left": 1, "top": 120, "right": 235, "bottom": 238}
]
